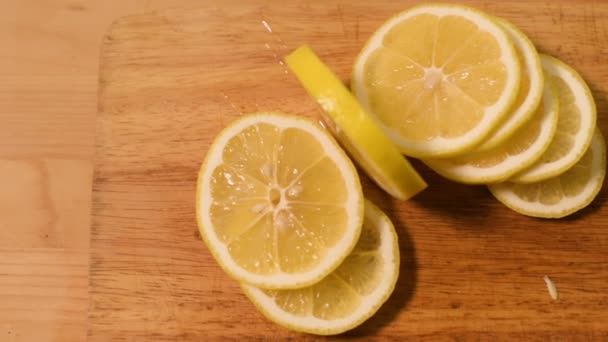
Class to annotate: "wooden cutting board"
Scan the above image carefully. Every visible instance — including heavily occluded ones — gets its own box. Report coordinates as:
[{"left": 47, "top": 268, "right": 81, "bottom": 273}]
[{"left": 90, "top": 1, "right": 608, "bottom": 340}]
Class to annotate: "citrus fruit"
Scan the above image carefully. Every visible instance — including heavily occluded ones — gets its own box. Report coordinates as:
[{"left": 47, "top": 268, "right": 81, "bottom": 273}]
[
  {"left": 285, "top": 45, "right": 428, "bottom": 200},
  {"left": 423, "top": 79, "right": 558, "bottom": 184},
  {"left": 352, "top": 3, "right": 521, "bottom": 157},
  {"left": 196, "top": 112, "right": 364, "bottom": 289},
  {"left": 478, "top": 17, "right": 544, "bottom": 150},
  {"left": 511, "top": 54, "right": 597, "bottom": 183},
  {"left": 241, "top": 200, "right": 399, "bottom": 335},
  {"left": 489, "top": 129, "right": 606, "bottom": 218}
]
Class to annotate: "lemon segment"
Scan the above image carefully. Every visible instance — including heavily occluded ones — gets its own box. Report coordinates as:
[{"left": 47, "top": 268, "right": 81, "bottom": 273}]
[
  {"left": 285, "top": 45, "right": 427, "bottom": 200},
  {"left": 352, "top": 3, "right": 521, "bottom": 158},
  {"left": 489, "top": 129, "right": 606, "bottom": 218},
  {"left": 242, "top": 200, "right": 400, "bottom": 335},
  {"left": 196, "top": 112, "right": 364, "bottom": 289}
]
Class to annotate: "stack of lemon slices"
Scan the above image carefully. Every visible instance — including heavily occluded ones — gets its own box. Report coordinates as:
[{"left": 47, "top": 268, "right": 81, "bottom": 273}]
[
  {"left": 196, "top": 3, "right": 605, "bottom": 335},
  {"left": 196, "top": 113, "right": 402, "bottom": 334},
  {"left": 352, "top": 3, "right": 604, "bottom": 219}
]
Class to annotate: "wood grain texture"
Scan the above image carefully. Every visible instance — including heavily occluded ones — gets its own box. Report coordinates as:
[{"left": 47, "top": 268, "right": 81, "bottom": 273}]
[
  {"left": 0, "top": 1, "right": 124, "bottom": 340},
  {"left": 0, "top": 1, "right": 212, "bottom": 340},
  {"left": 0, "top": 248, "right": 89, "bottom": 341},
  {"left": 91, "top": 0, "right": 608, "bottom": 340}
]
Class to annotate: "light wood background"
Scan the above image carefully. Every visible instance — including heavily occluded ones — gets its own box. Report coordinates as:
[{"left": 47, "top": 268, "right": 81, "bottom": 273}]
[
  {"left": 90, "top": 0, "right": 608, "bottom": 340},
  {"left": 0, "top": 1, "right": 217, "bottom": 341}
]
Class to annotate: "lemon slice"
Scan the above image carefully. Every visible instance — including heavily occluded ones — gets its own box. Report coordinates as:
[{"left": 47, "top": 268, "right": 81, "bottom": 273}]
[
  {"left": 285, "top": 45, "right": 427, "bottom": 200},
  {"left": 242, "top": 200, "right": 399, "bottom": 335},
  {"left": 477, "top": 17, "right": 544, "bottom": 150},
  {"left": 511, "top": 54, "right": 597, "bottom": 183},
  {"left": 352, "top": 3, "right": 521, "bottom": 158},
  {"left": 196, "top": 112, "right": 364, "bottom": 289},
  {"left": 423, "top": 79, "right": 558, "bottom": 184},
  {"left": 489, "top": 129, "right": 606, "bottom": 218}
]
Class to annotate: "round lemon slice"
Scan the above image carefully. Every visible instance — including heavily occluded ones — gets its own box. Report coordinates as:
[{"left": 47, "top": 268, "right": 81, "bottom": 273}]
[
  {"left": 352, "top": 3, "right": 521, "bottom": 158},
  {"left": 423, "top": 79, "right": 558, "bottom": 184},
  {"left": 478, "top": 17, "right": 544, "bottom": 150},
  {"left": 285, "top": 45, "right": 427, "bottom": 200},
  {"left": 242, "top": 200, "right": 399, "bottom": 335},
  {"left": 511, "top": 54, "right": 597, "bottom": 183},
  {"left": 196, "top": 112, "right": 364, "bottom": 289},
  {"left": 489, "top": 129, "right": 606, "bottom": 218}
]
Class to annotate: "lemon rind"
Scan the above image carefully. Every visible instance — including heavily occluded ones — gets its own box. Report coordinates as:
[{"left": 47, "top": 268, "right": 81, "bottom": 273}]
[
  {"left": 423, "top": 79, "right": 558, "bottom": 184},
  {"left": 489, "top": 129, "right": 605, "bottom": 218},
  {"left": 478, "top": 17, "right": 544, "bottom": 150},
  {"left": 511, "top": 54, "right": 597, "bottom": 183}
]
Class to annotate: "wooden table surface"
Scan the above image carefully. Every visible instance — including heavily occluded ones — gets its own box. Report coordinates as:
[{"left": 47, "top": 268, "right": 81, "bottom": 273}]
[
  {"left": 0, "top": 1, "right": 214, "bottom": 341},
  {"left": 4, "top": 0, "right": 608, "bottom": 341}
]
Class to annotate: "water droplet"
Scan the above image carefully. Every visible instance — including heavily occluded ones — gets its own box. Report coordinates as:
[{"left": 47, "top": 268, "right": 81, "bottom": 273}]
[
  {"left": 261, "top": 20, "right": 273, "bottom": 33},
  {"left": 261, "top": 163, "right": 273, "bottom": 178},
  {"left": 287, "top": 184, "right": 304, "bottom": 197},
  {"left": 224, "top": 172, "right": 235, "bottom": 185},
  {"left": 275, "top": 212, "right": 288, "bottom": 230},
  {"left": 251, "top": 203, "right": 266, "bottom": 214},
  {"left": 317, "top": 98, "right": 335, "bottom": 112}
]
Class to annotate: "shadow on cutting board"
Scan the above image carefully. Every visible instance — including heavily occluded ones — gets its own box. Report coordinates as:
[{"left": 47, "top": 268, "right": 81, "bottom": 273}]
[
  {"left": 341, "top": 175, "right": 418, "bottom": 337},
  {"left": 410, "top": 160, "right": 496, "bottom": 230},
  {"left": 582, "top": 80, "right": 608, "bottom": 213}
]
